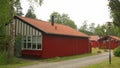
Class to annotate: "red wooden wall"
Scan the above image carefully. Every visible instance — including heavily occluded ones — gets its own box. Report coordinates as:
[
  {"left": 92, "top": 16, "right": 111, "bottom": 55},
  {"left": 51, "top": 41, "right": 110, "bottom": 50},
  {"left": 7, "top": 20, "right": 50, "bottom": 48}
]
[
  {"left": 22, "top": 50, "right": 42, "bottom": 58},
  {"left": 90, "top": 41, "right": 99, "bottom": 48},
  {"left": 98, "top": 41, "right": 119, "bottom": 49},
  {"left": 41, "top": 34, "right": 90, "bottom": 58}
]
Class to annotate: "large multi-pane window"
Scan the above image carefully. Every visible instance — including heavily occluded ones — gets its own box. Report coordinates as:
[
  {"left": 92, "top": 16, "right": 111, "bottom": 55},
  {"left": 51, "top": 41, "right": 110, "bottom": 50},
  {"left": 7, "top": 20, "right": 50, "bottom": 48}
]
[{"left": 22, "top": 35, "right": 42, "bottom": 50}]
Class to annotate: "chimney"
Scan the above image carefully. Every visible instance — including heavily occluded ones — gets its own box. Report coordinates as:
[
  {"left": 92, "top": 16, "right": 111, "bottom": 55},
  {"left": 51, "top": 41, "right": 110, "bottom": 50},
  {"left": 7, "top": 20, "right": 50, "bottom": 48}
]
[{"left": 51, "top": 16, "right": 54, "bottom": 26}]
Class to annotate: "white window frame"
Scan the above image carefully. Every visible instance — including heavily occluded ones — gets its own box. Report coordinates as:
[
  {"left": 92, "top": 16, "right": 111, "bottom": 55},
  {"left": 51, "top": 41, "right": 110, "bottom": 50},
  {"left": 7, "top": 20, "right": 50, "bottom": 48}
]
[{"left": 22, "top": 32, "right": 42, "bottom": 50}]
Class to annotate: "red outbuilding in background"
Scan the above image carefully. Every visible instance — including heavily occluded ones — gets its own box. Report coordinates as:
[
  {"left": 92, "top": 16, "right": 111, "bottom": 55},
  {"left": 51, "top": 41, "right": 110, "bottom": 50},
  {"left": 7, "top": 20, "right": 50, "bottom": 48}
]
[
  {"left": 89, "top": 36, "right": 99, "bottom": 48},
  {"left": 98, "top": 35, "right": 120, "bottom": 49}
]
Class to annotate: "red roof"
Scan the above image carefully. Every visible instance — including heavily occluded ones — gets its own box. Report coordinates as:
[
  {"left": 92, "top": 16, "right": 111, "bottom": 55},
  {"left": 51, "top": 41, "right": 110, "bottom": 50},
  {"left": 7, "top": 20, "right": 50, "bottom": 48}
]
[
  {"left": 98, "top": 35, "right": 120, "bottom": 41},
  {"left": 16, "top": 16, "right": 88, "bottom": 37},
  {"left": 110, "top": 36, "right": 120, "bottom": 41},
  {"left": 89, "top": 36, "right": 99, "bottom": 41}
]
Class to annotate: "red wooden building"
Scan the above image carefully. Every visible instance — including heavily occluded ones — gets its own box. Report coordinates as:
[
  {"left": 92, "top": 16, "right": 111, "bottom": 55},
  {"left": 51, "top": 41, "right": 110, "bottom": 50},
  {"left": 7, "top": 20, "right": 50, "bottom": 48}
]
[
  {"left": 6, "top": 16, "right": 91, "bottom": 58},
  {"left": 98, "top": 35, "right": 120, "bottom": 49},
  {"left": 89, "top": 36, "right": 99, "bottom": 48}
]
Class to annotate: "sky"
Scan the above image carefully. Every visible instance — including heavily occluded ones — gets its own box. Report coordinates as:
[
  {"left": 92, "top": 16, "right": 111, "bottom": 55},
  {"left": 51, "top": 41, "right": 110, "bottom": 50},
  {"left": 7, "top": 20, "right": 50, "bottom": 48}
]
[{"left": 21, "top": 0, "right": 112, "bottom": 28}]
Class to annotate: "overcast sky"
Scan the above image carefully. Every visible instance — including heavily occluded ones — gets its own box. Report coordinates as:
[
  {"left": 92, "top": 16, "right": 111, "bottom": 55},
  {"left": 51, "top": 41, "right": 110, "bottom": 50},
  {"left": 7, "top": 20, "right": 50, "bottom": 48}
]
[{"left": 21, "top": 0, "right": 111, "bottom": 28}]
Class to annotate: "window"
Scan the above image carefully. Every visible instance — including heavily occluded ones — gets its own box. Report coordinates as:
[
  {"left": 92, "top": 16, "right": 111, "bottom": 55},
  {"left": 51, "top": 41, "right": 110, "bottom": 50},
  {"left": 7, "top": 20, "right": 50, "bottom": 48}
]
[{"left": 22, "top": 35, "right": 42, "bottom": 50}]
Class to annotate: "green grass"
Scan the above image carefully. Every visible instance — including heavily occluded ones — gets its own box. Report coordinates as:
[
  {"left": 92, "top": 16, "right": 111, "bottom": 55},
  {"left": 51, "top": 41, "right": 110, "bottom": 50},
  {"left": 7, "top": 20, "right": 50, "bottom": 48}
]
[
  {"left": 84, "top": 57, "right": 120, "bottom": 68},
  {"left": 0, "top": 48, "right": 104, "bottom": 68},
  {"left": 0, "top": 58, "right": 39, "bottom": 68}
]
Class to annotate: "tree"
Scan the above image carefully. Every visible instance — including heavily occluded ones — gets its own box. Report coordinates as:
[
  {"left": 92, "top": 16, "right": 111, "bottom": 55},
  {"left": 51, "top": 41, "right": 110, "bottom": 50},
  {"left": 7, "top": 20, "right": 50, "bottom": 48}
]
[
  {"left": 49, "top": 12, "right": 63, "bottom": 24},
  {"left": 108, "top": 0, "right": 120, "bottom": 26},
  {"left": 0, "top": 0, "right": 10, "bottom": 52},
  {"left": 79, "top": 20, "right": 120, "bottom": 37},
  {"left": 94, "top": 24, "right": 107, "bottom": 36},
  {"left": 49, "top": 12, "right": 77, "bottom": 29},
  {"left": 65, "top": 19, "right": 77, "bottom": 29},
  {"left": 94, "top": 23, "right": 120, "bottom": 37},
  {"left": 89, "top": 23, "right": 95, "bottom": 34},
  {"left": 25, "top": 7, "right": 36, "bottom": 19},
  {"left": 79, "top": 21, "right": 93, "bottom": 35},
  {"left": 0, "top": 0, "right": 43, "bottom": 63}
]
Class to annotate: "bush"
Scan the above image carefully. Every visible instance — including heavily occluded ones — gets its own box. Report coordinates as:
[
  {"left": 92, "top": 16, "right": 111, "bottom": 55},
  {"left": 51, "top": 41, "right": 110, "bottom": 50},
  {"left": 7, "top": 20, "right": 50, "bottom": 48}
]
[
  {"left": 0, "top": 51, "right": 8, "bottom": 65},
  {"left": 0, "top": 51, "right": 21, "bottom": 65},
  {"left": 114, "top": 46, "right": 120, "bottom": 57}
]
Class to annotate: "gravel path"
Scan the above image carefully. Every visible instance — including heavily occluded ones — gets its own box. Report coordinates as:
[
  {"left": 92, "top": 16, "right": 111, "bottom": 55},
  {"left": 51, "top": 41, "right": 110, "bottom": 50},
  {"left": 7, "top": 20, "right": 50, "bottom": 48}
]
[{"left": 21, "top": 52, "right": 113, "bottom": 68}]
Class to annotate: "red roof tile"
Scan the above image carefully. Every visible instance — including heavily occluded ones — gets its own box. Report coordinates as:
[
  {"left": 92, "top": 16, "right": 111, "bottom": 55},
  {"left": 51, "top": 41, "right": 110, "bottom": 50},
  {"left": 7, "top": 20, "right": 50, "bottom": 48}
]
[
  {"left": 89, "top": 36, "right": 99, "bottom": 41},
  {"left": 16, "top": 16, "right": 88, "bottom": 37}
]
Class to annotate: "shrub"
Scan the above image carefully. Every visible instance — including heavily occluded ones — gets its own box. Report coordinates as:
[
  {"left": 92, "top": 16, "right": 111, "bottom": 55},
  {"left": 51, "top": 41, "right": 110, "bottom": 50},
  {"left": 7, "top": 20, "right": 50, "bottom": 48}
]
[
  {"left": 0, "top": 51, "right": 8, "bottom": 65},
  {"left": 114, "top": 46, "right": 120, "bottom": 57},
  {"left": 0, "top": 51, "right": 21, "bottom": 65}
]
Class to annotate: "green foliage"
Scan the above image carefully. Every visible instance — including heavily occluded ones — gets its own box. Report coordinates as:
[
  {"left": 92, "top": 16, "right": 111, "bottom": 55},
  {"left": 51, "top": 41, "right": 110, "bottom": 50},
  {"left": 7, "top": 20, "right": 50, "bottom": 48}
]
[
  {"left": 79, "top": 21, "right": 120, "bottom": 37},
  {"left": 49, "top": 12, "right": 77, "bottom": 29},
  {"left": 0, "top": 0, "right": 11, "bottom": 52},
  {"left": 0, "top": 51, "right": 7, "bottom": 65},
  {"left": 0, "top": 51, "right": 21, "bottom": 65},
  {"left": 25, "top": 7, "right": 36, "bottom": 19},
  {"left": 0, "top": 0, "right": 10, "bottom": 25},
  {"left": 114, "top": 46, "right": 120, "bottom": 57},
  {"left": 64, "top": 19, "right": 77, "bottom": 29},
  {"left": 108, "top": 0, "right": 120, "bottom": 26},
  {"left": 79, "top": 21, "right": 94, "bottom": 35},
  {"left": 15, "top": 35, "right": 22, "bottom": 57},
  {"left": 26, "top": 0, "right": 43, "bottom": 12},
  {"left": 0, "top": 35, "right": 10, "bottom": 52}
]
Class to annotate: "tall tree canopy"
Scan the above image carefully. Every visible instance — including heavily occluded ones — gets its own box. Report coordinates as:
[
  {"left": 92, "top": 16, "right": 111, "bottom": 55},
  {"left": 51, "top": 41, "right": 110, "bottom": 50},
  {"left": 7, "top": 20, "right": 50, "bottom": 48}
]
[
  {"left": 0, "top": 0, "right": 10, "bottom": 27},
  {"left": 49, "top": 12, "right": 77, "bottom": 29},
  {"left": 108, "top": 0, "right": 120, "bottom": 26},
  {"left": 79, "top": 21, "right": 120, "bottom": 37},
  {"left": 79, "top": 21, "right": 94, "bottom": 35},
  {"left": 25, "top": 7, "right": 36, "bottom": 19}
]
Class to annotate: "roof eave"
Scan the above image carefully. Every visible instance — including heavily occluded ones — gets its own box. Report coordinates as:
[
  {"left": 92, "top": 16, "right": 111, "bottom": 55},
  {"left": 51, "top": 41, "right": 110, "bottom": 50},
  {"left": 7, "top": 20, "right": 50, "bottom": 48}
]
[{"left": 45, "top": 32, "right": 89, "bottom": 38}]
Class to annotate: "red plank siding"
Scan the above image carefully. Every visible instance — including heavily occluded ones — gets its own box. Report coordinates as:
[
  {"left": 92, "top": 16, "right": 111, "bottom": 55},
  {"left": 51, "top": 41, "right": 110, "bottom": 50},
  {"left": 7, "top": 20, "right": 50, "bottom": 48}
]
[{"left": 41, "top": 34, "right": 90, "bottom": 58}]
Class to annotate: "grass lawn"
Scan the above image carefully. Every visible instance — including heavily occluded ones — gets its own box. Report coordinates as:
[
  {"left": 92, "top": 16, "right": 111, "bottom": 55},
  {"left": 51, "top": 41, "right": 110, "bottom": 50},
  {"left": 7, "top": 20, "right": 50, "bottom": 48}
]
[
  {"left": 0, "top": 48, "right": 103, "bottom": 68},
  {"left": 0, "top": 58, "right": 39, "bottom": 68},
  {"left": 84, "top": 57, "right": 120, "bottom": 68},
  {"left": 0, "top": 62, "right": 38, "bottom": 68}
]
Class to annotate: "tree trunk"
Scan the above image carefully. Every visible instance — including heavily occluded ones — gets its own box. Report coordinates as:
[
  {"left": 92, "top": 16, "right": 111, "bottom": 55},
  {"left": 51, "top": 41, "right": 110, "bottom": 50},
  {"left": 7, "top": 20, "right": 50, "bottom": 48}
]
[{"left": 7, "top": 0, "right": 15, "bottom": 63}]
